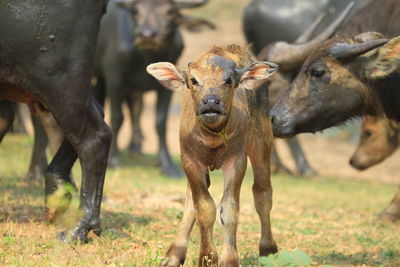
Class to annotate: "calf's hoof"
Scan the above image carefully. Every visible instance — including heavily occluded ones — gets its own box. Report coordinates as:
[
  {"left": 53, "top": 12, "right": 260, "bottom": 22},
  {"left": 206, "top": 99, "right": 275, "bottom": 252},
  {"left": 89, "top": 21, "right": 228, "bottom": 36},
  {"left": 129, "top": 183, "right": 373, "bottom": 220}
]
[
  {"left": 259, "top": 243, "right": 278, "bottom": 256},
  {"left": 161, "top": 257, "right": 183, "bottom": 267},
  {"left": 199, "top": 252, "right": 218, "bottom": 267},
  {"left": 161, "top": 245, "right": 187, "bottom": 267}
]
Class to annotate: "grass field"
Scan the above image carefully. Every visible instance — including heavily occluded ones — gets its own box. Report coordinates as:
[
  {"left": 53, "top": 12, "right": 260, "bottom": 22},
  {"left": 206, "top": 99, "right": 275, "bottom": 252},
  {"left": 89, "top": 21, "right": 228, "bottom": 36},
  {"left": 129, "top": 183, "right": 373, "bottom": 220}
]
[{"left": 0, "top": 134, "right": 399, "bottom": 267}]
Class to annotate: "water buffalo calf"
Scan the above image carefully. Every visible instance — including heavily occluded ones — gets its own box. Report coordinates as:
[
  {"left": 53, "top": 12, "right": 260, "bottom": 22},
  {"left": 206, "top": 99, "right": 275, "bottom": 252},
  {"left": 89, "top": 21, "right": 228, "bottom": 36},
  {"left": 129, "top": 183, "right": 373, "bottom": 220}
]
[
  {"left": 0, "top": 0, "right": 111, "bottom": 242},
  {"left": 350, "top": 116, "right": 400, "bottom": 221},
  {"left": 147, "top": 45, "right": 278, "bottom": 266}
]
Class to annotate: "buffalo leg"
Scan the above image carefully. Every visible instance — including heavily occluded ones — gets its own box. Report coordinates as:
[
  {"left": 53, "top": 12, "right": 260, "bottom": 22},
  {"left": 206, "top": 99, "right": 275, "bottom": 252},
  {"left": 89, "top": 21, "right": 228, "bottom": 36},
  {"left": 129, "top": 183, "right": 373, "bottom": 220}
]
[
  {"left": 156, "top": 88, "right": 182, "bottom": 177},
  {"left": 377, "top": 185, "right": 400, "bottom": 221},
  {"left": 25, "top": 115, "right": 49, "bottom": 183},
  {"left": 248, "top": 137, "right": 278, "bottom": 256},
  {"left": 105, "top": 74, "right": 124, "bottom": 168},
  {"left": 161, "top": 182, "right": 198, "bottom": 267},
  {"left": 127, "top": 90, "right": 144, "bottom": 154},
  {"left": 44, "top": 98, "right": 111, "bottom": 242},
  {"left": 286, "top": 137, "right": 317, "bottom": 176},
  {"left": 271, "top": 142, "right": 292, "bottom": 175},
  {"left": 0, "top": 100, "right": 15, "bottom": 142},
  {"left": 219, "top": 153, "right": 247, "bottom": 266}
]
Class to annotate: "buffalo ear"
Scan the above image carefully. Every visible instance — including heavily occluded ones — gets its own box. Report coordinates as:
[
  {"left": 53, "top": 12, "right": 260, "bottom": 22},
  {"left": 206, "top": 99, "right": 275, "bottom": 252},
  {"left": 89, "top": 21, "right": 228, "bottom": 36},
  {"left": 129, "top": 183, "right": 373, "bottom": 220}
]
[
  {"left": 239, "top": 61, "right": 278, "bottom": 90},
  {"left": 361, "top": 36, "right": 400, "bottom": 79},
  {"left": 146, "top": 62, "right": 187, "bottom": 91}
]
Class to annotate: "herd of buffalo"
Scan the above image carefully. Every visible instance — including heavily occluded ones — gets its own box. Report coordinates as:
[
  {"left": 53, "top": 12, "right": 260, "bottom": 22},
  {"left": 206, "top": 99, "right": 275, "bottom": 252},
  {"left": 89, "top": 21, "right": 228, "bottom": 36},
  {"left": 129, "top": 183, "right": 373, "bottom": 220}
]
[{"left": 0, "top": 0, "right": 399, "bottom": 266}]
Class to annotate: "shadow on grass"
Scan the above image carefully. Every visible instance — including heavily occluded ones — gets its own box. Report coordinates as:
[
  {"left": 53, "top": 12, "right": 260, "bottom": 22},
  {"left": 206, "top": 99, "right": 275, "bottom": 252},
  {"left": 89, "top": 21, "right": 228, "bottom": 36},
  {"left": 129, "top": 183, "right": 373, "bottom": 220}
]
[
  {"left": 0, "top": 204, "right": 45, "bottom": 223},
  {"left": 117, "top": 152, "right": 182, "bottom": 171},
  {"left": 0, "top": 175, "right": 45, "bottom": 223},
  {"left": 101, "top": 210, "right": 155, "bottom": 239},
  {"left": 314, "top": 250, "right": 400, "bottom": 266}
]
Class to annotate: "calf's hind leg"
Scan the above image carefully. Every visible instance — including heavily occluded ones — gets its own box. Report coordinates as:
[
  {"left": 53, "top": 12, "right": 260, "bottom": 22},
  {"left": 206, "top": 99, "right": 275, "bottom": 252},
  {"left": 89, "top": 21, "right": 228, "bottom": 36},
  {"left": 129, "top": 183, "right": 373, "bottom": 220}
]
[{"left": 248, "top": 137, "right": 278, "bottom": 256}]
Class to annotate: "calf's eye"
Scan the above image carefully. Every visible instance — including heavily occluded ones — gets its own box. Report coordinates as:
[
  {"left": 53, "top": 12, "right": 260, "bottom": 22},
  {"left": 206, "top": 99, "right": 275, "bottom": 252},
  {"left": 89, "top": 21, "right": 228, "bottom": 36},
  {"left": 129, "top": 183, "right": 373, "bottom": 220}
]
[
  {"left": 191, "top": 78, "right": 198, "bottom": 85},
  {"left": 364, "top": 130, "right": 373, "bottom": 138}
]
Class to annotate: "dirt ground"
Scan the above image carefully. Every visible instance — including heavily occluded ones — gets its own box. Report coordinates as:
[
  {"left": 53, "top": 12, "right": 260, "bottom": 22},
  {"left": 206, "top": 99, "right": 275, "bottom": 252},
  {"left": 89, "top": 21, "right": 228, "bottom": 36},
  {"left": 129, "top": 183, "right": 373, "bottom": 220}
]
[{"left": 112, "top": 2, "right": 400, "bottom": 186}]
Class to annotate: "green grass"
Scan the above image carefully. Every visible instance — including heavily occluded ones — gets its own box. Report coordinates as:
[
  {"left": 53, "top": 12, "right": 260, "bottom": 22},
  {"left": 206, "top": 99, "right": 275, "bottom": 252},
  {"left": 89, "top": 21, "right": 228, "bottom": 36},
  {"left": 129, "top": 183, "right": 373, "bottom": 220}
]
[{"left": 0, "top": 134, "right": 399, "bottom": 266}]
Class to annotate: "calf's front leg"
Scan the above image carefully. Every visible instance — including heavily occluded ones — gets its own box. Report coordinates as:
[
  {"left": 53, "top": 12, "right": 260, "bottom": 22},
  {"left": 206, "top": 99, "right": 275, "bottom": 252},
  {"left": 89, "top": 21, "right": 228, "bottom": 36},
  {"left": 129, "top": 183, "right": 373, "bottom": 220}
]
[
  {"left": 182, "top": 155, "right": 218, "bottom": 266},
  {"left": 219, "top": 153, "right": 247, "bottom": 267}
]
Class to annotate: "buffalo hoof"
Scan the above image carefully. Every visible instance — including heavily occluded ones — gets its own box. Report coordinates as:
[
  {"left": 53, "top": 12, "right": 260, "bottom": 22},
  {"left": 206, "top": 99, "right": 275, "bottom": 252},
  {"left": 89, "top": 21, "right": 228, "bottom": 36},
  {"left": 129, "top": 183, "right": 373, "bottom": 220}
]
[
  {"left": 271, "top": 163, "right": 292, "bottom": 175},
  {"left": 24, "top": 168, "right": 44, "bottom": 183},
  {"left": 298, "top": 166, "right": 318, "bottom": 177},
  {"left": 57, "top": 222, "right": 101, "bottom": 243},
  {"left": 127, "top": 141, "right": 143, "bottom": 155},
  {"left": 107, "top": 156, "right": 121, "bottom": 168},
  {"left": 162, "top": 164, "right": 183, "bottom": 178}
]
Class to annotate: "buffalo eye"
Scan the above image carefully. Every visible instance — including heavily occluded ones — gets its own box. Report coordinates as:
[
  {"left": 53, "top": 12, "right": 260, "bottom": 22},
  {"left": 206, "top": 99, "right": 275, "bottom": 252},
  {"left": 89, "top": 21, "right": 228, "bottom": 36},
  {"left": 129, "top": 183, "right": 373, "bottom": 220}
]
[
  {"left": 190, "top": 78, "right": 198, "bottom": 85},
  {"left": 310, "top": 65, "right": 327, "bottom": 78},
  {"left": 166, "top": 8, "right": 175, "bottom": 16},
  {"left": 225, "top": 77, "right": 232, "bottom": 85},
  {"left": 311, "top": 68, "right": 325, "bottom": 78}
]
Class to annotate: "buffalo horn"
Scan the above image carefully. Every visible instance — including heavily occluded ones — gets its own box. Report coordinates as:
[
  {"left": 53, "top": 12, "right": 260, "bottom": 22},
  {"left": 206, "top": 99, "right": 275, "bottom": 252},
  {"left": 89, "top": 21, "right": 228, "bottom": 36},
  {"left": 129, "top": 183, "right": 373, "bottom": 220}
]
[
  {"left": 330, "top": 38, "right": 388, "bottom": 60},
  {"left": 266, "top": 1, "right": 355, "bottom": 71}
]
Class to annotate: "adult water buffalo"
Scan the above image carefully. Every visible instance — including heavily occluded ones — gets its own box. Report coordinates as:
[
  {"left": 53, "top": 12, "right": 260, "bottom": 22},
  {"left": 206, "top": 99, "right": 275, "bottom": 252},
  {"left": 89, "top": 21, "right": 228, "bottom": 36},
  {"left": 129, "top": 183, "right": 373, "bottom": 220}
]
[
  {"left": 270, "top": 0, "right": 400, "bottom": 135},
  {"left": 93, "top": 0, "right": 213, "bottom": 177},
  {"left": 0, "top": 0, "right": 111, "bottom": 242},
  {"left": 243, "top": 0, "right": 361, "bottom": 175}
]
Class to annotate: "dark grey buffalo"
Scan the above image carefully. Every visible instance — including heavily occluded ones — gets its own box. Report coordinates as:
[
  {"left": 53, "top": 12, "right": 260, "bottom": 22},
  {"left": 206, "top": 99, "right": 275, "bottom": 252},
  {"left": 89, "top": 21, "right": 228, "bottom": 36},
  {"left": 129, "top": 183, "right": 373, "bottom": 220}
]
[
  {"left": 243, "top": 0, "right": 363, "bottom": 175},
  {"left": 93, "top": 0, "right": 212, "bottom": 177},
  {"left": 0, "top": 0, "right": 111, "bottom": 242},
  {"left": 270, "top": 0, "right": 400, "bottom": 136}
]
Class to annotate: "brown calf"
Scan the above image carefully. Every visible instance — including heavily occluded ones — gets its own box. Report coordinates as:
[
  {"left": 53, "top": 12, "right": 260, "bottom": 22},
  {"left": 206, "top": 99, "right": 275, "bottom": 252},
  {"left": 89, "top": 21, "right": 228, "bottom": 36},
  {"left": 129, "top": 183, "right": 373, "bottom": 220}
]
[
  {"left": 350, "top": 116, "right": 400, "bottom": 221},
  {"left": 147, "top": 45, "right": 278, "bottom": 266}
]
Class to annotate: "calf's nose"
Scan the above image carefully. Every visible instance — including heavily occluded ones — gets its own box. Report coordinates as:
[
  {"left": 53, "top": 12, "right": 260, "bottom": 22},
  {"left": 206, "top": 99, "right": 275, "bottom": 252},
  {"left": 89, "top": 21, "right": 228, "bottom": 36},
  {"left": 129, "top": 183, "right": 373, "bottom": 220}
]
[{"left": 202, "top": 94, "right": 221, "bottom": 106}]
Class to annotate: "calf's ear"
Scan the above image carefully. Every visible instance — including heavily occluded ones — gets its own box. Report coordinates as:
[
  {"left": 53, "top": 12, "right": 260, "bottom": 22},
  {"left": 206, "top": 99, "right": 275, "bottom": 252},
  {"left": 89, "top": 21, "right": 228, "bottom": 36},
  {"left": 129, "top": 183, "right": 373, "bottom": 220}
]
[
  {"left": 239, "top": 61, "right": 278, "bottom": 90},
  {"left": 362, "top": 36, "right": 400, "bottom": 79},
  {"left": 146, "top": 62, "right": 187, "bottom": 91}
]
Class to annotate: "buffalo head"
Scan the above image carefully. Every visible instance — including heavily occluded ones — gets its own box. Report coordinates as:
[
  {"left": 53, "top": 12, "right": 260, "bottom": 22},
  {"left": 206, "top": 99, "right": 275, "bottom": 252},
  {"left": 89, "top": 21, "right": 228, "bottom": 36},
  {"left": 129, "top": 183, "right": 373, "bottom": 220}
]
[
  {"left": 271, "top": 32, "right": 400, "bottom": 137},
  {"left": 115, "top": 0, "right": 210, "bottom": 50}
]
